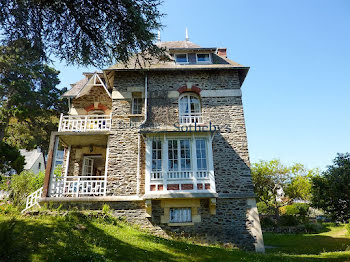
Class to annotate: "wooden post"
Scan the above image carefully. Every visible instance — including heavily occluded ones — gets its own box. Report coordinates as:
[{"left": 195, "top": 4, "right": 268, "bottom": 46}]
[{"left": 42, "top": 133, "right": 57, "bottom": 197}]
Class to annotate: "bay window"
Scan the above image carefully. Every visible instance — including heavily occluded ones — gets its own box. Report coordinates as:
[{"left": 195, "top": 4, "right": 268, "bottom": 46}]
[{"left": 147, "top": 136, "right": 214, "bottom": 193}]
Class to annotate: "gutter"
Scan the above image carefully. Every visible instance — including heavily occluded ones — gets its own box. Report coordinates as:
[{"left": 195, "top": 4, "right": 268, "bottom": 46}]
[{"left": 136, "top": 74, "right": 148, "bottom": 196}]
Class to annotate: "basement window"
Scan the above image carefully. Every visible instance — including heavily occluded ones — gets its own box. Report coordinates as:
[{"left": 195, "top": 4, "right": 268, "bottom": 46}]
[
  {"left": 169, "top": 208, "right": 192, "bottom": 223},
  {"left": 175, "top": 54, "right": 188, "bottom": 64}
]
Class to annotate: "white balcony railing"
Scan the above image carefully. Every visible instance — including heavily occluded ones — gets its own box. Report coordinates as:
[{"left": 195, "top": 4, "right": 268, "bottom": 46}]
[
  {"left": 149, "top": 170, "right": 213, "bottom": 192},
  {"left": 58, "top": 114, "right": 111, "bottom": 132},
  {"left": 179, "top": 113, "right": 203, "bottom": 125},
  {"left": 62, "top": 176, "right": 106, "bottom": 197}
]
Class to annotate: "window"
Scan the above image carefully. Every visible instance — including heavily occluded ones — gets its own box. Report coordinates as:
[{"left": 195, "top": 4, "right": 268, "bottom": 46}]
[
  {"left": 168, "top": 139, "right": 191, "bottom": 171},
  {"left": 38, "top": 162, "right": 41, "bottom": 170},
  {"left": 196, "top": 53, "right": 211, "bottom": 63},
  {"left": 196, "top": 139, "right": 207, "bottom": 170},
  {"left": 152, "top": 140, "right": 162, "bottom": 172},
  {"left": 169, "top": 208, "right": 192, "bottom": 223},
  {"left": 179, "top": 93, "right": 202, "bottom": 124},
  {"left": 175, "top": 54, "right": 188, "bottom": 64},
  {"left": 132, "top": 93, "right": 143, "bottom": 114}
]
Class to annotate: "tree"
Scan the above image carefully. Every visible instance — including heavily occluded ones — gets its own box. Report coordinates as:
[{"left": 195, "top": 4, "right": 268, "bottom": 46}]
[
  {"left": 0, "top": 39, "right": 66, "bottom": 154},
  {"left": 0, "top": 0, "right": 163, "bottom": 67},
  {"left": 251, "top": 159, "right": 289, "bottom": 219},
  {"left": 311, "top": 153, "right": 350, "bottom": 222},
  {"left": 0, "top": 141, "right": 25, "bottom": 175},
  {"left": 251, "top": 160, "right": 317, "bottom": 219}
]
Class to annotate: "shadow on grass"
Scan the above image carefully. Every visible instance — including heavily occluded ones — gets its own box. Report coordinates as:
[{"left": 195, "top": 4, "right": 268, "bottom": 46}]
[
  {"left": 264, "top": 232, "right": 350, "bottom": 255},
  {"left": 0, "top": 214, "right": 181, "bottom": 262},
  {"left": 1, "top": 214, "right": 349, "bottom": 262}
]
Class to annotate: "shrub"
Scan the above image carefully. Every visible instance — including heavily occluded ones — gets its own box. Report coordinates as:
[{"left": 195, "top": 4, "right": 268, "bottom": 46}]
[
  {"left": 304, "top": 223, "right": 324, "bottom": 233},
  {"left": 260, "top": 216, "right": 276, "bottom": 228},
  {"left": 346, "top": 220, "right": 350, "bottom": 235},
  {"left": 278, "top": 215, "right": 299, "bottom": 226},
  {"left": 8, "top": 171, "right": 45, "bottom": 209}
]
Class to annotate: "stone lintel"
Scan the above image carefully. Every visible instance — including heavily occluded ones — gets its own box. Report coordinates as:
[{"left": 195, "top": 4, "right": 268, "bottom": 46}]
[{"left": 218, "top": 193, "right": 257, "bottom": 199}]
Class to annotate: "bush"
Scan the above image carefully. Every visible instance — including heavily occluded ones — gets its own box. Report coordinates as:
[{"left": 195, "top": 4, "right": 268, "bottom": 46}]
[
  {"left": 260, "top": 216, "right": 276, "bottom": 228},
  {"left": 279, "top": 203, "right": 310, "bottom": 218},
  {"left": 346, "top": 220, "right": 350, "bottom": 235},
  {"left": 8, "top": 171, "right": 45, "bottom": 209},
  {"left": 257, "top": 202, "right": 274, "bottom": 215},
  {"left": 278, "top": 215, "right": 299, "bottom": 226},
  {"left": 304, "top": 223, "right": 324, "bottom": 233}
]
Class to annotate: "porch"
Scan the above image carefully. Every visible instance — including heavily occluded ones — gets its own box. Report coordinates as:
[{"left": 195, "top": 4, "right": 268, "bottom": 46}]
[{"left": 47, "top": 133, "right": 109, "bottom": 198}]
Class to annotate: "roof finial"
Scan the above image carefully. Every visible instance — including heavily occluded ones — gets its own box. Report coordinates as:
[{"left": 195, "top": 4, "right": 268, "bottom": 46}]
[
  {"left": 185, "top": 27, "right": 189, "bottom": 41},
  {"left": 157, "top": 29, "right": 161, "bottom": 42}
]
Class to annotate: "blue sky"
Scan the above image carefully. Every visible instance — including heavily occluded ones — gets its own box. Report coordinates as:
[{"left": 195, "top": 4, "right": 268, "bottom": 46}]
[{"left": 54, "top": 0, "right": 350, "bottom": 170}]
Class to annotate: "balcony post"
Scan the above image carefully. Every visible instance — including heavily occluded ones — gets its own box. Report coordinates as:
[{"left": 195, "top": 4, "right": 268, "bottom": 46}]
[
  {"left": 84, "top": 116, "right": 88, "bottom": 131},
  {"left": 58, "top": 113, "right": 63, "bottom": 131}
]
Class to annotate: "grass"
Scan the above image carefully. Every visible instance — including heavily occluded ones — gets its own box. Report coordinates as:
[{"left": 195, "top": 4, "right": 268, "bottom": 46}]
[{"left": 0, "top": 213, "right": 349, "bottom": 261}]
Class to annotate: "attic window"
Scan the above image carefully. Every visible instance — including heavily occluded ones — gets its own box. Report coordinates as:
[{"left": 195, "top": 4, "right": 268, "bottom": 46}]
[
  {"left": 175, "top": 54, "right": 188, "bottom": 64},
  {"left": 197, "top": 54, "right": 210, "bottom": 63}
]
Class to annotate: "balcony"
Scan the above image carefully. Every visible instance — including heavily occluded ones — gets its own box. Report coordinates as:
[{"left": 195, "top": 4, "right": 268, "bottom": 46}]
[
  {"left": 179, "top": 113, "right": 203, "bottom": 125},
  {"left": 58, "top": 114, "right": 111, "bottom": 132}
]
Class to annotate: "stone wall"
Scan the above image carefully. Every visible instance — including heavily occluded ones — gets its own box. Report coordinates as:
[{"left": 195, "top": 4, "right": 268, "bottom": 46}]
[{"left": 70, "top": 86, "right": 112, "bottom": 115}]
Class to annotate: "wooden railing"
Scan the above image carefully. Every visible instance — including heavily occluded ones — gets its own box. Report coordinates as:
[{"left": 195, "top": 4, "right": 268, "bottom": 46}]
[
  {"left": 58, "top": 114, "right": 111, "bottom": 132},
  {"left": 149, "top": 170, "right": 213, "bottom": 192},
  {"left": 22, "top": 187, "right": 43, "bottom": 213},
  {"left": 179, "top": 113, "right": 203, "bottom": 124},
  {"left": 62, "top": 176, "right": 106, "bottom": 197}
]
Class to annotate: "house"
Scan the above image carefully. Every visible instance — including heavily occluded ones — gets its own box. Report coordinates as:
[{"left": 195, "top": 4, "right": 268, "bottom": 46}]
[
  {"left": 19, "top": 148, "right": 45, "bottom": 174},
  {"left": 39, "top": 37, "right": 264, "bottom": 252}
]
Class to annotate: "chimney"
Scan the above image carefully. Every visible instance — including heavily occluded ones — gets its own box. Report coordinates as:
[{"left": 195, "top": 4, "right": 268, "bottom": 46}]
[
  {"left": 185, "top": 28, "right": 189, "bottom": 41},
  {"left": 217, "top": 48, "right": 227, "bottom": 58}
]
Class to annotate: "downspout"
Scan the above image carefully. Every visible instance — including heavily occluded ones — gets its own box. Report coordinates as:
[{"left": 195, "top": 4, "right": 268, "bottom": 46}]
[{"left": 137, "top": 74, "right": 148, "bottom": 196}]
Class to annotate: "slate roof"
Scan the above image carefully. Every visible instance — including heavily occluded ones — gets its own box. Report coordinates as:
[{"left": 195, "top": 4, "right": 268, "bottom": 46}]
[
  {"left": 62, "top": 77, "right": 88, "bottom": 98},
  {"left": 19, "top": 149, "right": 42, "bottom": 170},
  {"left": 106, "top": 41, "right": 248, "bottom": 71}
]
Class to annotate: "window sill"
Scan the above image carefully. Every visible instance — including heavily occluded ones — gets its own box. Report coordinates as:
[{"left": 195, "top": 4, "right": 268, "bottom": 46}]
[
  {"left": 128, "top": 114, "right": 144, "bottom": 117},
  {"left": 168, "top": 222, "right": 194, "bottom": 226}
]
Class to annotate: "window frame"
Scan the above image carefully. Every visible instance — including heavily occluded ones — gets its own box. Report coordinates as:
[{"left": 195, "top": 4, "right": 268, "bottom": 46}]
[
  {"left": 174, "top": 53, "right": 189, "bottom": 64},
  {"left": 178, "top": 93, "right": 202, "bottom": 125},
  {"left": 169, "top": 207, "right": 192, "bottom": 223},
  {"left": 131, "top": 96, "right": 143, "bottom": 115},
  {"left": 196, "top": 53, "right": 211, "bottom": 64}
]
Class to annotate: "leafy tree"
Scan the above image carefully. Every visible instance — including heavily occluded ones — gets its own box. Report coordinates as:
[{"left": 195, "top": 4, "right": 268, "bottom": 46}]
[
  {"left": 251, "top": 159, "right": 289, "bottom": 219},
  {"left": 252, "top": 160, "right": 317, "bottom": 219},
  {"left": 0, "top": 0, "right": 163, "bottom": 67},
  {"left": 284, "top": 166, "right": 318, "bottom": 201},
  {"left": 311, "top": 153, "right": 350, "bottom": 222},
  {"left": 0, "top": 141, "right": 25, "bottom": 174},
  {"left": 0, "top": 39, "right": 66, "bottom": 154}
]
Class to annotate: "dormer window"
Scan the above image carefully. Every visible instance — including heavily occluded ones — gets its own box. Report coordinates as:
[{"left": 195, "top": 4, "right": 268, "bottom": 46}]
[
  {"left": 179, "top": 93, "right": 203, "bottom": 124},
  {"left": 196, "top": 54, "right": 211, "bottom": 63},
  {"left": 175, "top": 54, "right": 188, "bottom": 64}
]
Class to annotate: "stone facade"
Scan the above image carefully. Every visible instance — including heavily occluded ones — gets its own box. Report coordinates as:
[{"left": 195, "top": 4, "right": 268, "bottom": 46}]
[{"left": 46, "top": 42, "right": 264, "bottom": 252}]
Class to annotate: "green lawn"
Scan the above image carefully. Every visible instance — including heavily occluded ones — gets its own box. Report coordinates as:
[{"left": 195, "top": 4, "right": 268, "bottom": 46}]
[{"left": 0, "top": 213, "right": 349, "bottom": 261}]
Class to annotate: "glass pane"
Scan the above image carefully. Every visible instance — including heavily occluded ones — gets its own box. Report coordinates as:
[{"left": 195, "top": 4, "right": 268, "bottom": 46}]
[
  {"left": 197, "top": 54, "right": 210, "bottom": 62},
  {"left": 179, "top": 97, "right": 189, "bottom": 114},
  {"left": 175, "top": 54, "right": 187, "bottom": 63}
]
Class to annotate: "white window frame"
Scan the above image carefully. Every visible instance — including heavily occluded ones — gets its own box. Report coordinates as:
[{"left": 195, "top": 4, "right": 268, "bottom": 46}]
[
  {"left": 174, "top": 53, "right": 189, "bottom": 64},
  {"left": 196, "top": 53, "right": 212, "bottom": 64},
  {"left": 178, "top": 93, "right": 203, "bottom": 125},
  {"left": 145, "top": 134, "right": 215, "bottom": 194},
  {"left": 132, "top": 97, "right": 143, "bottom": 115},
  {"left": 169, "top": 207, "right": 192, "bottom": 223}
]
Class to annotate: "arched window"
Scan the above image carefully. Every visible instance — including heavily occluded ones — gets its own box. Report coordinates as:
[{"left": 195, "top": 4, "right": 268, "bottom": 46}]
[{"left": 179, "top": 93, "right": 203, "bottom": 124}]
